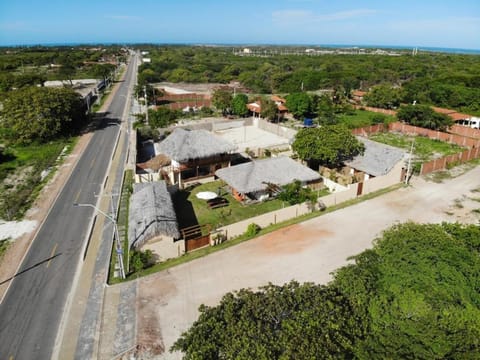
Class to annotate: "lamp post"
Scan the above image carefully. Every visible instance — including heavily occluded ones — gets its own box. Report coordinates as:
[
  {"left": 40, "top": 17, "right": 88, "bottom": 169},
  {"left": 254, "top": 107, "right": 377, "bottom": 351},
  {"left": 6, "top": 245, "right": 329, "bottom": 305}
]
[{"left": 73, "top": 202, "right": 126, "bottom": 279}]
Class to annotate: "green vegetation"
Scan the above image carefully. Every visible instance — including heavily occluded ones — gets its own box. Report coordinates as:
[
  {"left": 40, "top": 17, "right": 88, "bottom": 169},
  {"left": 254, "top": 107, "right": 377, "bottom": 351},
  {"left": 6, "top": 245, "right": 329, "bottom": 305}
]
[
  {"left": 134, "top": 45, "right": 480, "bottom": 115},
  {"left": 244, "top": 223, "right": 261, "bottom": 237},
  {"left": 108, "top": 169, "right": 134, "bottom": 284},
  {"left": 397, "top": 104, "right": 453, "bottom": 131},
  {"left": 278, "top": 180, "right": 318, "bottom": 205},
  {"left": 292, "top": 125, "right": 365, "bottom": 168},
  {"left": 369, "top": 132, "right": 465, "bottom": 173},
  {"left": 0, "top": 238, "right": 10, "bottom": 260},
  {"left": 0, "top": 86, "right": 87, "bottom": 144},
  {"left": 178, "top": 181, "right": 284, "bottom": 229},
  {"left": 0, "top": 46, "right": 127, "bottom": 90},
  {"left": 337, "top": 109, "right": 395, "bottom": 129},
  {"left": 0, "top": 139, "right": 75, "bottom": 220},
  {"left": 172, "top": 222, "right": 480, "bottom": 359}
]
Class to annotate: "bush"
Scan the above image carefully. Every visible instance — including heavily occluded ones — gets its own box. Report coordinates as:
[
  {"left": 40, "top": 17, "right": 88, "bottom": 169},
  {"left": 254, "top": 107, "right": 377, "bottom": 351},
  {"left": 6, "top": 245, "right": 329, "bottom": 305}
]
[
  {"left": 245, "top": 223, "right": 261, "bottom": 237},
  {"left": 129, "top": 249, "right": 155, "bottom": 274}
]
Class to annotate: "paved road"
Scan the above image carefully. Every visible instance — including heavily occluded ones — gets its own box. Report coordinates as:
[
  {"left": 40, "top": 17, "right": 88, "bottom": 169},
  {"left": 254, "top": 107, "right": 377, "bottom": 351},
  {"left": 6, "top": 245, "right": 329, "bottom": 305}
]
[{"left": 0, "top": 55, "right": 137, "bottom": 360}]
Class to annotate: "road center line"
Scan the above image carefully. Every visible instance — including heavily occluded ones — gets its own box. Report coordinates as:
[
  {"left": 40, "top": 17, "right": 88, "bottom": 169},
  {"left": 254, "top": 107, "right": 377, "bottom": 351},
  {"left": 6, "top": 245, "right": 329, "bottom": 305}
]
[
  {"left": 47, "top": 244, "right": 58, "bottom": 268},
  {"left": 74, "top": 190, "right": 81, "bottom": 203}
]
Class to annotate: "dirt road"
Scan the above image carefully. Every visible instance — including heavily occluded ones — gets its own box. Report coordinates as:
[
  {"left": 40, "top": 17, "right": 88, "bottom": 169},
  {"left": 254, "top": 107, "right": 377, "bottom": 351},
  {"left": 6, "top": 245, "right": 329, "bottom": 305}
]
[{"left": 135, "top": 166, "right": 480, "bottom": 359}]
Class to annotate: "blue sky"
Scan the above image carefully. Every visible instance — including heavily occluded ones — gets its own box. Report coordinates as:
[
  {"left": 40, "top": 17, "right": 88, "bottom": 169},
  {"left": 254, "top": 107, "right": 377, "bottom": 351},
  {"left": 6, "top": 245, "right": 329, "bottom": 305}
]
[{"left": 0, "top": 0, "right": 479, "bottom": 49}]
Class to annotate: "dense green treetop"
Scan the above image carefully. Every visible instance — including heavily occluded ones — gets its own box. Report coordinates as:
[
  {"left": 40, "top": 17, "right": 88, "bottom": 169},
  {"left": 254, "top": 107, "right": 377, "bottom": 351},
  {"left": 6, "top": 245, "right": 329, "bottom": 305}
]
[
  {"left": 285, "top": 92, "right": 313, "bottom": 119},
  {"left": 397, "top": 104, "right": 453, "bottom": 131},
  {"left": 131, "top": 46, "right": 480, "bottom": 114},
  {"left": 172, "top": 222, "right": 480, "bottom": 359},
  {"left": 231, "top": 93, "right": 249, "bottom": 117},
  {"left": 364, "top": 84, "right": 401, "bottom": 109},
  {"left": 0, "top": 86, "right": 86, "bottom": 144},
  {"left": 211, "top": 89, "right": 233, "bottom": 115},
  {"left": 260, "top": 98, "right": 279, "bottom": 121},
  {"left": 292, "top": 124, "right": 365, "bottom": 168}
]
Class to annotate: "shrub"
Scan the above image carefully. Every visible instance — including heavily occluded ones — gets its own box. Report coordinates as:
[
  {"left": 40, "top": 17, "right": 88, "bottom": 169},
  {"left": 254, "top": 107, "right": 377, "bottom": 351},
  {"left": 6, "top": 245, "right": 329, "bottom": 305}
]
[{"left": 245, "top": 223, "right": 261, "bottom": 237}]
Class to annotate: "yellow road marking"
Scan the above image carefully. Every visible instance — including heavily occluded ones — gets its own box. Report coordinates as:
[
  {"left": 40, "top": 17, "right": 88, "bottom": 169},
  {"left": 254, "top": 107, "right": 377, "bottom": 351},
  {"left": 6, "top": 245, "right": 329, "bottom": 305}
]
[
  {"left": 74, "top": 190, "right": 81, "bottom": 203},
  {"left": 90, "top": 158, "right": 96, "bottom": 167},
  {"left": 46, "top": 244, "right": 58, "bottom": 268}
]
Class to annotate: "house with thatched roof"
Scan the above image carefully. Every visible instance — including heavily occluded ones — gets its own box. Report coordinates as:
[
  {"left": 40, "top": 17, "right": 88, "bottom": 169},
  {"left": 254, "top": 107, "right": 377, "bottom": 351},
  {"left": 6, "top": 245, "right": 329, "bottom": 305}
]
[
  {"left": 215, "top": 156, "right": 321, "bottom": 202},
  {"left": 155, "top": 128, "right": 237, "bottom": 188},
  {"left": 128, "top": 181, "right": 183, "bottom": 260}
]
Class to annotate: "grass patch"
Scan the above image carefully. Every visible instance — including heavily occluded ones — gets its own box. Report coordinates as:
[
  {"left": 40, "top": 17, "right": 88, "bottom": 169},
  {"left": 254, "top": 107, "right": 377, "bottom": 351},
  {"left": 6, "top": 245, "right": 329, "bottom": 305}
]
[
  {"left": 176, "top": 180, "right": 329, "bottom": 229},
  {"left": 176, "top": 181, "right": 284, "bottom": 229},
  {"left": 123, "top": 183, "right": 403, "bottom": 280},
  {"left": 0, "top": 238, "right": 10, "bottom": 261},
  {"left": 0, "top": 138, "right": 77, "bottom": 220},
  {"left": 337, "top": 109, "right": 395, "bottom": 129},
  {"left": 108, "top": 169, "right": 134, "bottom": 284}
]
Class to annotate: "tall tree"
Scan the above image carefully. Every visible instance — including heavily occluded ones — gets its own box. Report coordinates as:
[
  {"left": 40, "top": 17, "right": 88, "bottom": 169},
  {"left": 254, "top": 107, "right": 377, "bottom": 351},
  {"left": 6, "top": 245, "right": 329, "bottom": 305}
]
[
  {"left": 232, "top": 93, "right": 249, "bottom": 117},
  {"left": 364, "top": 85, "right": 401, "bottom": 109},
  {"left": 0, "top": 86, "right": 86, "bottom": 144},
  {"left": 292, "top": 125, "right": 364, "bottom": 168},
  {"left": 211, "top": 89, "right": 233, "bottom": 116},
  {"left": 92, "top": 63, "right": 116, "bottom": 84},
  {"left": 285, "top": 92, "right": 312, "bottom": 119},
  {"left": 397, "top": 104, "right": 453, "bottom": 131},
  {"left": 260, "top": 98, "right": 279, "bottom": 121}
]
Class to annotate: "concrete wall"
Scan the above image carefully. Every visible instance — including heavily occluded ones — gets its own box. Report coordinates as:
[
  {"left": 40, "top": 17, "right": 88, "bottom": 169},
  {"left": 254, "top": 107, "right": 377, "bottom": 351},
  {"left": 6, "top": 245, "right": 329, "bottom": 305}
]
[
  {"left": 218, "top": 161, "right": 403, "bottom": 241},
  {"left": 256, "top": 118, "right": 297, "bottom": 140},
  {"left": 143, "top": 236, "right": 185, "bottom": 262},
  {"left": 321, "top": 176, "right": 349, "bottom": 193}
]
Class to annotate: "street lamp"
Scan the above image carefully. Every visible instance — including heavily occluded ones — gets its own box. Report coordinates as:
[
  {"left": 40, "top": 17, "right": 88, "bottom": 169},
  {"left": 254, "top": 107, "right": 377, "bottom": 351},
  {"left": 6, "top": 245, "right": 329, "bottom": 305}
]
[{"left": 73, "top": 202, "right": 126, "bottom": 279}]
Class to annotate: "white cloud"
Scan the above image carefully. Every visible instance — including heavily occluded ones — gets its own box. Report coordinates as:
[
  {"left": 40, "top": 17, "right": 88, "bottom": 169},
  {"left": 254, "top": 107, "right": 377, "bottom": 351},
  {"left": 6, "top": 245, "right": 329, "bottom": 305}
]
[{"left": 272, "top": 8, "right": 377, "bottom": 23}]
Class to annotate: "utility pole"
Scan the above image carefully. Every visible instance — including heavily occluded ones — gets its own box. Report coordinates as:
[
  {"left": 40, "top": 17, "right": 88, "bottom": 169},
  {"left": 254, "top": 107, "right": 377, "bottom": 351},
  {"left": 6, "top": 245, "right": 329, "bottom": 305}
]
[
  {"left": 144, "top": 85, "right": 149, "bottom": 126},
  {"left": 405, "top": 138, "right": 415, "bottom": 184},
  {"left": 73, "top": 202, "right": 126, "bottom": 279}
]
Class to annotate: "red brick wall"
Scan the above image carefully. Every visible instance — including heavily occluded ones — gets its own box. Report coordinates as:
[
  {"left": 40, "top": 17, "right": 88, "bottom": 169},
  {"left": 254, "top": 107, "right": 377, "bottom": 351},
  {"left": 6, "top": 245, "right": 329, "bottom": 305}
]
[{"left": 449, "top": 125, "right": 480, "bottom": 139}]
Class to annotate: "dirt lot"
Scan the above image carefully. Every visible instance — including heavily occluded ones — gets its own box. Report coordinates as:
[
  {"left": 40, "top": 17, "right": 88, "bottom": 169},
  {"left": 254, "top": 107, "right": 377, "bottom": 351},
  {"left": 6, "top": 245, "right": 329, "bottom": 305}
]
[{"left": 135, "top": 166, "right": 480, "bottom": 359}]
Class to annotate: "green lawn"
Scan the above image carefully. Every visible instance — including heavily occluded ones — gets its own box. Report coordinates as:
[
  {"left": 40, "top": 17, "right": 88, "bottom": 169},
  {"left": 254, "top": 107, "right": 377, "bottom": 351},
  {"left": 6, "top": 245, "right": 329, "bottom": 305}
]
[
  {"left": 176, "top": 181, "right": 285, "bottom": 229},
  {"left": 337, "top": 109, "right": 396, "bottom": 129}
]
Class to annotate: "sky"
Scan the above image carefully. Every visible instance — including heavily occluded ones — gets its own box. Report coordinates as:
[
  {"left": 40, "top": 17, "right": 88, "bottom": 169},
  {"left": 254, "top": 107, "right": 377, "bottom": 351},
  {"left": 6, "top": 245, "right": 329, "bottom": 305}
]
[{"left": 0, "top": 0, "right": 479, "bottom": 50}]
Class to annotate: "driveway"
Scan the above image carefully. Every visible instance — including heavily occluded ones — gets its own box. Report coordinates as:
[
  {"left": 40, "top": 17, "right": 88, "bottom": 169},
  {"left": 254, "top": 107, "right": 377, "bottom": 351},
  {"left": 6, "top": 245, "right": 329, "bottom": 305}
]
[{"left": 133, "top": 166, "right": 480, "bottom": 359}]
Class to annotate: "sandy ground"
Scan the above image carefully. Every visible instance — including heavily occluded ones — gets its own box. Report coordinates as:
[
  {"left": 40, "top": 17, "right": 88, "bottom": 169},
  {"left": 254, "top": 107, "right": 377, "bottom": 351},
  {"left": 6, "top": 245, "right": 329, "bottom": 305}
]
[
  {"left": 214, "top": 126, "right": 290, "bottom": 152},
  {"left": 135, "top": 166, "right": 480, "bottom": 359},
  {"left": 0, "top": 220, "right": 37, "bottom": 240}
]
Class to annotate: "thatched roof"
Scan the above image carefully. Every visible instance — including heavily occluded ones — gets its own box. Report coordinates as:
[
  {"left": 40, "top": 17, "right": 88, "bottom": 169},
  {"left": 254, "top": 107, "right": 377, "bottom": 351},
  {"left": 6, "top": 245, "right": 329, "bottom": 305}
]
[
  {"left": 128, "top": 181, "right": 180, "bottom": 249},
  {"left": 137, "top": 154, "right": 171, "bottom": 172},
  {"left": 345, "top": 137, "right": 405, "bottom": 176},
  {"left": 156, "top": 128, "right": 237, "bottom": 163},
  {"left": 215, "top": 156, "right": 320, "bottom": 194}
]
